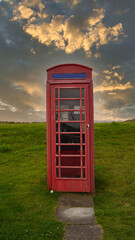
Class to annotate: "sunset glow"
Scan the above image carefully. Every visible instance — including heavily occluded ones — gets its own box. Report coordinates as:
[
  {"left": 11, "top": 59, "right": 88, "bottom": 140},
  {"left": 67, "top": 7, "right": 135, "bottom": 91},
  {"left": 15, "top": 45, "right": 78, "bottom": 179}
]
[{"left": 0, "top": 0, "right": 134, "bottom": 122}]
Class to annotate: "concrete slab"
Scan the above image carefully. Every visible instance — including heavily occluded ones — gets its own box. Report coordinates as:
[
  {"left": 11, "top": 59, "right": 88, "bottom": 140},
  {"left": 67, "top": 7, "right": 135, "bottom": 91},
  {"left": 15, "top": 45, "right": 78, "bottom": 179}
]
[
  {"left": 56, "top": 207, "right": 95, "bottom": 224},
  {"left": 57, "top": 193, "right": 94, "bottom": 207},
  {"left": 64, "top": 225, "right": 102, "bottom": 240},
  {"left": 56, "top": 193, "right": 103, "bottom": 240}
]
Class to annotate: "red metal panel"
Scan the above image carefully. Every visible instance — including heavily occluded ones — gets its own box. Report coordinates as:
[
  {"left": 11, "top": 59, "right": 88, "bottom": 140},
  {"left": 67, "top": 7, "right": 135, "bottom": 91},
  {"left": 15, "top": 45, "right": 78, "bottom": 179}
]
[
  {"left": 90, "top": 80, "right": 95, "bottom": 193},
  {"left": 46, "top": 83, "right": 52, "bottom": 190},
  {"left": 49, "top": 79, "right": 90, "bottom": 84},
  {"left": 54, "top": 179, "right": 87, "bottom": 192}
]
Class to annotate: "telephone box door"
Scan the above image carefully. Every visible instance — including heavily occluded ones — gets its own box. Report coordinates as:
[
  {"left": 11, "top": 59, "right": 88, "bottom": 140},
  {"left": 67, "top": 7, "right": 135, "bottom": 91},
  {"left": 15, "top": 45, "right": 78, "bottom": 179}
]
[{"left": 51, "top": 84, "right": 90, "bottom": 192}]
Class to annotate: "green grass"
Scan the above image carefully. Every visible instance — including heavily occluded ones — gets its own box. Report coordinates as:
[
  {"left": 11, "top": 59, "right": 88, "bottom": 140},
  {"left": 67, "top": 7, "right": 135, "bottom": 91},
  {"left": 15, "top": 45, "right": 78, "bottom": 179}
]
[
  {"left": 0, "top": 123, "right": 64, "bottom": 240},
  {"left": 94, "top": 122, "right": 135, "bottom": 240},
  {"left": 0, "top": 122, "right": 135, "bottom": 240}
]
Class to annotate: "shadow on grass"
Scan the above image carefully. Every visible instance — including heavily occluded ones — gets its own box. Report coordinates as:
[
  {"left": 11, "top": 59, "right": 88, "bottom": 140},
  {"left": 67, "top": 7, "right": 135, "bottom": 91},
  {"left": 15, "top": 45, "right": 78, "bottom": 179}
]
[{"left": 95, "top": 165, "right": 109, "bottom": 192}]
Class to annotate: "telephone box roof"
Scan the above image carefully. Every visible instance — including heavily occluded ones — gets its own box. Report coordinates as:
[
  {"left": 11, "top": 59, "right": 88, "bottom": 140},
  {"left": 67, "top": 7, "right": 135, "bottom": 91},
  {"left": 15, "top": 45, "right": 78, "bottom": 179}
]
[{"left": 47, "top": 63, "right": 92, "bottom": 71}]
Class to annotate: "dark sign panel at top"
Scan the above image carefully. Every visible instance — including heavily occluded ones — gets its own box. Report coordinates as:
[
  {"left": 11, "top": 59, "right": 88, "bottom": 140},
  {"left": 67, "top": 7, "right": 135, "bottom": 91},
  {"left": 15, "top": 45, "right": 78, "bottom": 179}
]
[{"left": 53, "top": 73, "right": 86, "bottom": 79}]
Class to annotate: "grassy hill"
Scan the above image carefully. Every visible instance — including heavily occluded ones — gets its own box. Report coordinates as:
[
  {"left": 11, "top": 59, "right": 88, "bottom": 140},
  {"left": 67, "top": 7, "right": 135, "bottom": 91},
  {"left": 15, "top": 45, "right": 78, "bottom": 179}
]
[
  {"left": 94, "top": 122, "right": 135, "bottom": 240},
  {"left": 0, "top": 122, "right": 135, "bottom": 240}
]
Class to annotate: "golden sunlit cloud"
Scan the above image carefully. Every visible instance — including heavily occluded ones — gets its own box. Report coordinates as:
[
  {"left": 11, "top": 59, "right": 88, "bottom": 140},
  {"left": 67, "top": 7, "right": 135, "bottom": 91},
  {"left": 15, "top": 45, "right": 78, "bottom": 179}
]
[
  {"left": 12, "top": 5, "right": 34, "bottom": 20},
  {"left": 108, "top": 92, "right": 116, "bottom": 95},
  {"left": 94, "top": 52, "right": 101, "bottom": 58},
  {"left": 54, "top": 0, "right": 80, "bottom": 7},
  {"left": 11, "top": 0, "right": 46, "bottom": 21},
  {"left": 24, "top": 15, "right": 65, "bottom": 49},
  {"left": 93, "top": 71, "right": 99, "bottom": 76},
  {"left": 23, "top": 100, "right": 45, "bottom": 112},
  {"left": 30, "top": 48, "right": 36, "bottom": 54},
  {"left": 105, "top": 76, "right": 111, "bottom": 80},
  {"left": 22, "top": 0, "right": 45, "bottom": 10},
  {"left": 11, "top": 1, "right": 126, "bottom": 57},
  {"left": 103, "top": 70, "right": 112, "bottom": 75},
  {"left": 109, "top": 92, "right": 129, "bottom": 102},
  {"left": 13, "top": 81, "right": 43, "bottom": 96},
  {"left": 112, "top": 65, "right": 120, "bottom": 70},
  {"left": 95, "top": 65, "right": 133, "bottom": 95},
  {"left": 103, "top": 65, "right": 124, "bottom": 82},
  {"left": 94, "top": 81, "right": 133, "bottom": 92},
  {"left": 88, "top": 8, "right": 105, "bottom": 26}
]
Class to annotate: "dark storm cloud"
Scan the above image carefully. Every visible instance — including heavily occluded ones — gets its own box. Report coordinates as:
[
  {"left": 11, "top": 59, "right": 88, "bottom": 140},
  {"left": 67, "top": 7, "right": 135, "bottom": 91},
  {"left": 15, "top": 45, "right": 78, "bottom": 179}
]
[{"left": 0, "top": 0, "right": 135, "bottom": 122}]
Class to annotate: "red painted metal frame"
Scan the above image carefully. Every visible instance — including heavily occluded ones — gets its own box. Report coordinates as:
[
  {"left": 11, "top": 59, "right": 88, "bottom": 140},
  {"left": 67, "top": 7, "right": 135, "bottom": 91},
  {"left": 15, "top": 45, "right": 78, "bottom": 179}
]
[
  {"left": 51, "top": 84, "right": 89, "bottom": 192},
  {"left": 46, "top": 64, "right": 95, "bottom": 193}
]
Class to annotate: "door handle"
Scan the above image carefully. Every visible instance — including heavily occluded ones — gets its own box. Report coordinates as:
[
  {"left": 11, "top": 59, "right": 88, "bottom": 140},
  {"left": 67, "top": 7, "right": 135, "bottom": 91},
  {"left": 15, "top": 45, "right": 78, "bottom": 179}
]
[{"left": 86, "top": 124, "right": 90, "bottom": 130}]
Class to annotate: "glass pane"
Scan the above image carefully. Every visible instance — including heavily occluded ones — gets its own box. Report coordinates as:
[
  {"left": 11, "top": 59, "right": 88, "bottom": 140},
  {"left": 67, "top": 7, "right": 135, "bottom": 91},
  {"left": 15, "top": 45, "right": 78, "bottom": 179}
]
[
  {"left": 56, "top": 145, "right": 58, "bottom": 154},
  {"left": 55, "top": 112, "right": 58, "bottom": 121},
  {"left": 60, "top": 122, "right": 80, "bottom": 132},
  {"left": 56, "top": 134, "right": 58, "bottom": 143},
  {"left": 60, "top": 100, "right": 80, "bottom": 110},
  {"left": 60, "top": 88, "right": 80, "bottom": 98},
  {"left": 55, "top": 89, "right": 58, "bottom": 98},
  {"left": 82, "top": 88, "right": 84, "bottom": 98},
  {"left": 60, "top": 134, "right": 80, "bottom": 143},
  {"left": 55, "top": 100, "right": 58, "bottom": 109},
  {"left": 82, "top": 123, "right": 85, "bottom": 132},
  {"left": 56, "top": 168, "right": 59, "bottom": 177},
  {"left": 83, "top": 168, "right": 85, "bottom": 178},
  {"left": 61, "top": 145, "right": 80, "bottom": 155},
  {"left": 61, "top": 156, "right": 80, "bottom": 166},
  {"left": 61, "top": 168, "right": 81, "bottom": 178},
  {"left": 83, "top": 156, "right": 85, "bottom": 166},
  {"left": 56, "top": 157, "right": 59, "bottom": 166},
  {"left": 82, "top": 111, "right": 85, "bottom": 120},
  {"left": 60, "top": 111, "right": 80, "bottom": 121},
  {"left": 56, "top": 123, "right": 58, "bottom": 132},
  {"left": 82, "top": 134, "right": 85, "bottom": 143},
  {"left": 83, "top": 145, "right": 85, "bottom": 155},
  {"left": 82, "top": 100, "right": 84, "bottom": 109}
]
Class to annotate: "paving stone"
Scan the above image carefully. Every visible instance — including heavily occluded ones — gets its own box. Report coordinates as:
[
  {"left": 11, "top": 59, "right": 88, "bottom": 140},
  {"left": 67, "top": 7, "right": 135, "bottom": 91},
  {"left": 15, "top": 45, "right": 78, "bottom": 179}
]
[
  {"left": 57, "top": 193, "right": 94, "bottom": 207},
  {"left": 64, "top": 225, "right": 102, "bottom": 240},
  {"left": 56, "top": 193, "right": 103, "bottom": 240},
  {"left": 56, "top": 207, "right": 95, "bottom": 224}
]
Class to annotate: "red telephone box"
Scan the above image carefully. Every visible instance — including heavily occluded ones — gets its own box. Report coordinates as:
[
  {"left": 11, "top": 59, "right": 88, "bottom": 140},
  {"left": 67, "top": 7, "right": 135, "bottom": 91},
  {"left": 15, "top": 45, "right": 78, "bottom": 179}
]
[{"left": 46, "top": 64, "right": 95, "bottom": 193}]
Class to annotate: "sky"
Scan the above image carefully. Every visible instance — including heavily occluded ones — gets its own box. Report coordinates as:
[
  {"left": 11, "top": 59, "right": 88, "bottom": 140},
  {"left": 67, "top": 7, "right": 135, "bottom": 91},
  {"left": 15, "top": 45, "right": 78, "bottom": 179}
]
[{"left": 0, "top": 0, "right": 135, "bottom": 122}]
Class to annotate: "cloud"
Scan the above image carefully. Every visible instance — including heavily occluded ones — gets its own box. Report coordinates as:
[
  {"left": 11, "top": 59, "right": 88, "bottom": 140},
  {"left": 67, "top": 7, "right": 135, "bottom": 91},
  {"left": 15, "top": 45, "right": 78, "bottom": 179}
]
[
  {"left": 93, "top": 71, "right": 99, "bottom": 77},
  {"left": 24, "top": 0, "right": 45, "bottom": 10},
  {"left": 54, "top": 0, "right": 80, "bottom": 7},
  {"left": 113, "top": 8, "right": 130, "bottom": 16},
  {"left": 0, "top": 6, "right": 8, "bottom": 16},
  {"left": 94, "top": 52, "right": 101, "bottom": 58},
  {"left": 23, "top": 100, "right": 45, "bottom": 112},
  {"left": 108, "top": 92, "right": 116, "bottom": 95},
  {"left": 23, "top": 15, "right": 65, "bottom": 50},
  {"left": 103, "top": 70, "right": 112, "bottom": 74},
  {"left": 12, "top": 4, "right": 34, "bottom": 20},
  {"left": 11, "top": 0, "right": 46, "bottom": 22},
  {"left": 112, "top": 65, "right": 120, "bottom": 70},
  {"left": 63, "top": 15, "right": 84, "bottom": 53},
  {"left": 0, "top": 100, "right": 17, "bottom": 112},
  {"left": 13, "top": 81, "right": 43, "bottom": 96},
  {"left": 105, "top": 75, "right": 111, "bottom": 80},
  {"left": 103, "top": 65, "right": 124, "bottom": 81},
  {"left": 11, "top": 2, "right": 126, "bottom": 57},
  {"left": 94, "top": 81, "right": 133, "bottom": 92},
  {"left": 88, "top": 8, "right": 105, "bottom": 26},
  {"left": 94, "top": 64, "right": 134, "bottom": 93},
  {"left": 114, "top": 72, "right": 124, "bottom": 80}
]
